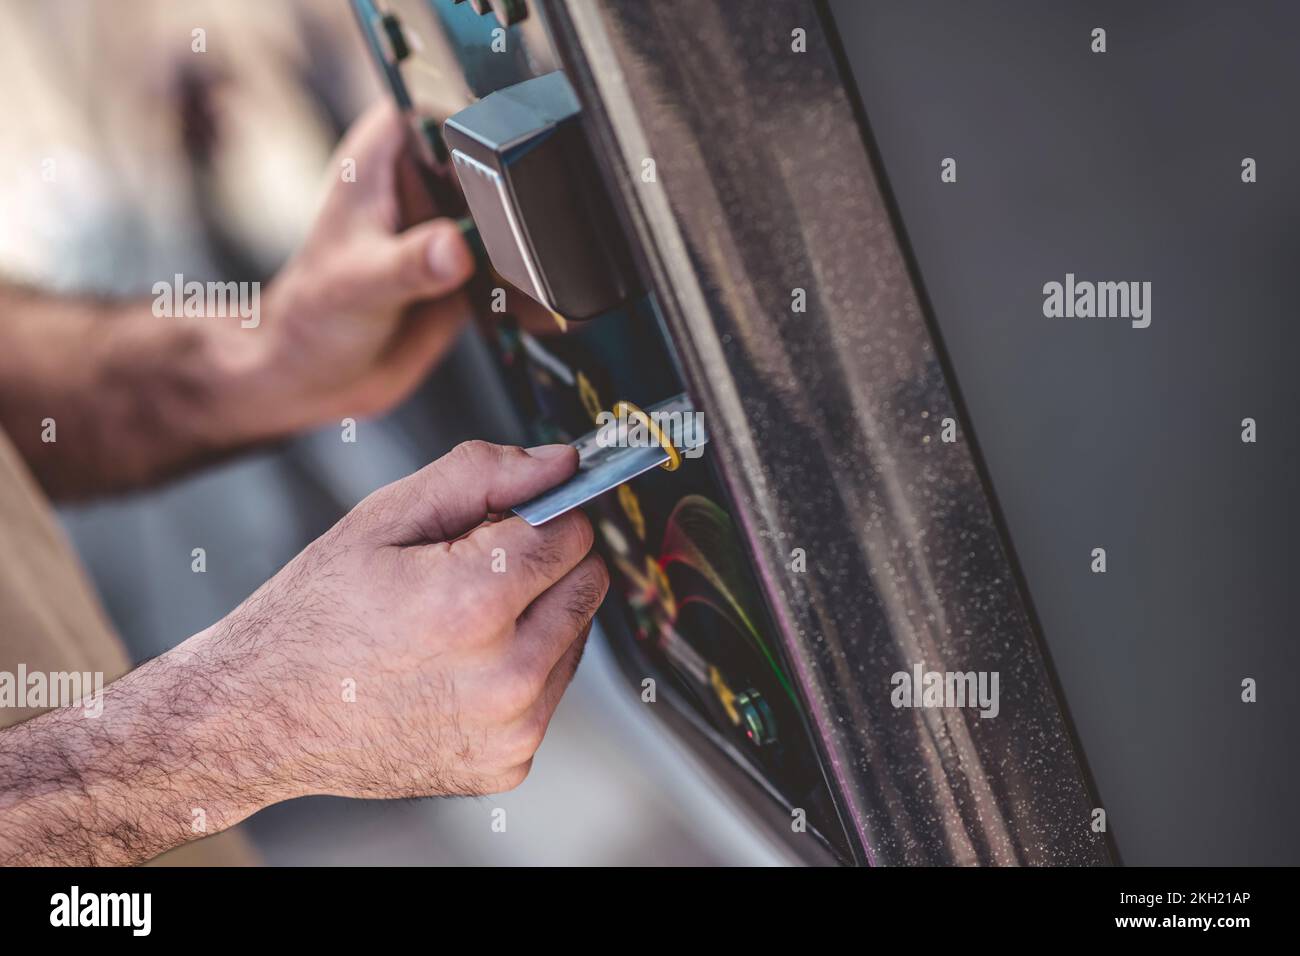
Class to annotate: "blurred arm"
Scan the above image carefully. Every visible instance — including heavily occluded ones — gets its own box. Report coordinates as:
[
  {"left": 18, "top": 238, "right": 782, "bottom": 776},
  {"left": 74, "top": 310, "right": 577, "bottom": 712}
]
[
  {"left": 0, "top": 283, "right": 279, "bottom": 499},
  {"left": 0, "top": 104, "right": 474, "bottom": 501}
]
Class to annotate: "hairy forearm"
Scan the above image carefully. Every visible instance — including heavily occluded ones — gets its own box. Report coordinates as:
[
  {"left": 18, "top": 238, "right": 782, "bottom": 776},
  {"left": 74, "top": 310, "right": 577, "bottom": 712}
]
[
  {"left": 0, "top": 283, "right": 281, "bottom": 499},
  {"left": 0, "top": 630, "right": 293, "bottom": 866}
]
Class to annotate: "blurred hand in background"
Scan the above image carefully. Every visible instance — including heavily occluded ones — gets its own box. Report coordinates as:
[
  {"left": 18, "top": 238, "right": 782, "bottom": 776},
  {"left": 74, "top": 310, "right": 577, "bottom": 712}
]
[{"left": 256, "top": 104, "right": 477, "bottom": 434}]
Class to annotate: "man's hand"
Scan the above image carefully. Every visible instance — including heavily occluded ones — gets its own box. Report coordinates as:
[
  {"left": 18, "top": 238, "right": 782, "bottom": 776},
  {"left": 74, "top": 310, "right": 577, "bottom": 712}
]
[
  {"left": 0, "top": 442, "right": 608, "bottom": 864},
  {"left": 0, "top": 103, "right": 475, "bottom": 498},
  {"left": 243, "top": 105, "right": 475, "bottom": 434},
  {"left": 220, "top": 440, "right": 606, "bottom": 798}
]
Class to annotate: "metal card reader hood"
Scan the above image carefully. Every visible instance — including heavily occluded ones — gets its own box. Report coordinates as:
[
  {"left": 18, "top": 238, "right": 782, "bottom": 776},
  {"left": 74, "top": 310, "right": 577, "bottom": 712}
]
[{"left": 443, "top": 71, "right": 636, "bottom": 320}]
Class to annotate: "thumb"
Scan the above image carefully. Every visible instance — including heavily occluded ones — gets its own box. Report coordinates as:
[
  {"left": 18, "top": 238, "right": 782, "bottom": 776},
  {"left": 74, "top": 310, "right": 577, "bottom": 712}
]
[
  {"left": 369, "top": 441, "right": 579, "bottom": 545},
  {"left": 376, "top": 217, "right": 476, "bottom": 304}
]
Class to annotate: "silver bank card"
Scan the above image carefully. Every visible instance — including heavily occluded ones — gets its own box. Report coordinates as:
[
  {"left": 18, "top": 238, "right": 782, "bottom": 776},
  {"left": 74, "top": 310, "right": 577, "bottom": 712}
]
[{"left": 513, "top": 393, "right": 707, "bottom": 526}]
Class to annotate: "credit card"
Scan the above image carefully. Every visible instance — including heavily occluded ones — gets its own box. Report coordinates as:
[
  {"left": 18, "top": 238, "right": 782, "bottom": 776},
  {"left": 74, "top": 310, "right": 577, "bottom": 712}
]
[{"left": 513, "top": 392, "right": 707, "bottom": 526}]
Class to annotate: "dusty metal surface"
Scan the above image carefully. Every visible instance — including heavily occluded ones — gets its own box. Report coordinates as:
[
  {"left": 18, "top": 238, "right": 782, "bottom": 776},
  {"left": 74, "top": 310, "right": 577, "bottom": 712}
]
[{"left": 544, "top": 0, "right": 1112, "bottom": 865}]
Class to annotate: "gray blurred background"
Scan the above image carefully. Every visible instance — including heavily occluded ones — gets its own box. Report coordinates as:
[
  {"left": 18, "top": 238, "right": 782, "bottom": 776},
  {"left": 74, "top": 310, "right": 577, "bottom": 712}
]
[{"left": 831, "top": 0, "right": 1300, "bottom": 864}]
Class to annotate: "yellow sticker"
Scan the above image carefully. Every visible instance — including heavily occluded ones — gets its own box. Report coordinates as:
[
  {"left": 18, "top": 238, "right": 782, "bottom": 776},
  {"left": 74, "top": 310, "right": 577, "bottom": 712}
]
[
  {"left": 618, "top": 483, "right": 646, "bottom": 541},
  {"left": 576, "top": 370, "right": 603, "bottom": 425},
  {"left": 647, "top": 555, "right": 677, "bottom": 621},
  {"left": 709, "top": 666, "right": 741, "bottom": 725}
]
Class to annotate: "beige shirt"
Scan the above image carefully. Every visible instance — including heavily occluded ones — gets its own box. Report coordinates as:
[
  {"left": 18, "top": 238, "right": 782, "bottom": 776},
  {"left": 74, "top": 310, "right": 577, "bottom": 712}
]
[
  {"left": 0, "top": 426, "right": 125, "bottom": 729},
  {"left": 0, "top": 426, "right": 253, "bottom": 865}
]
